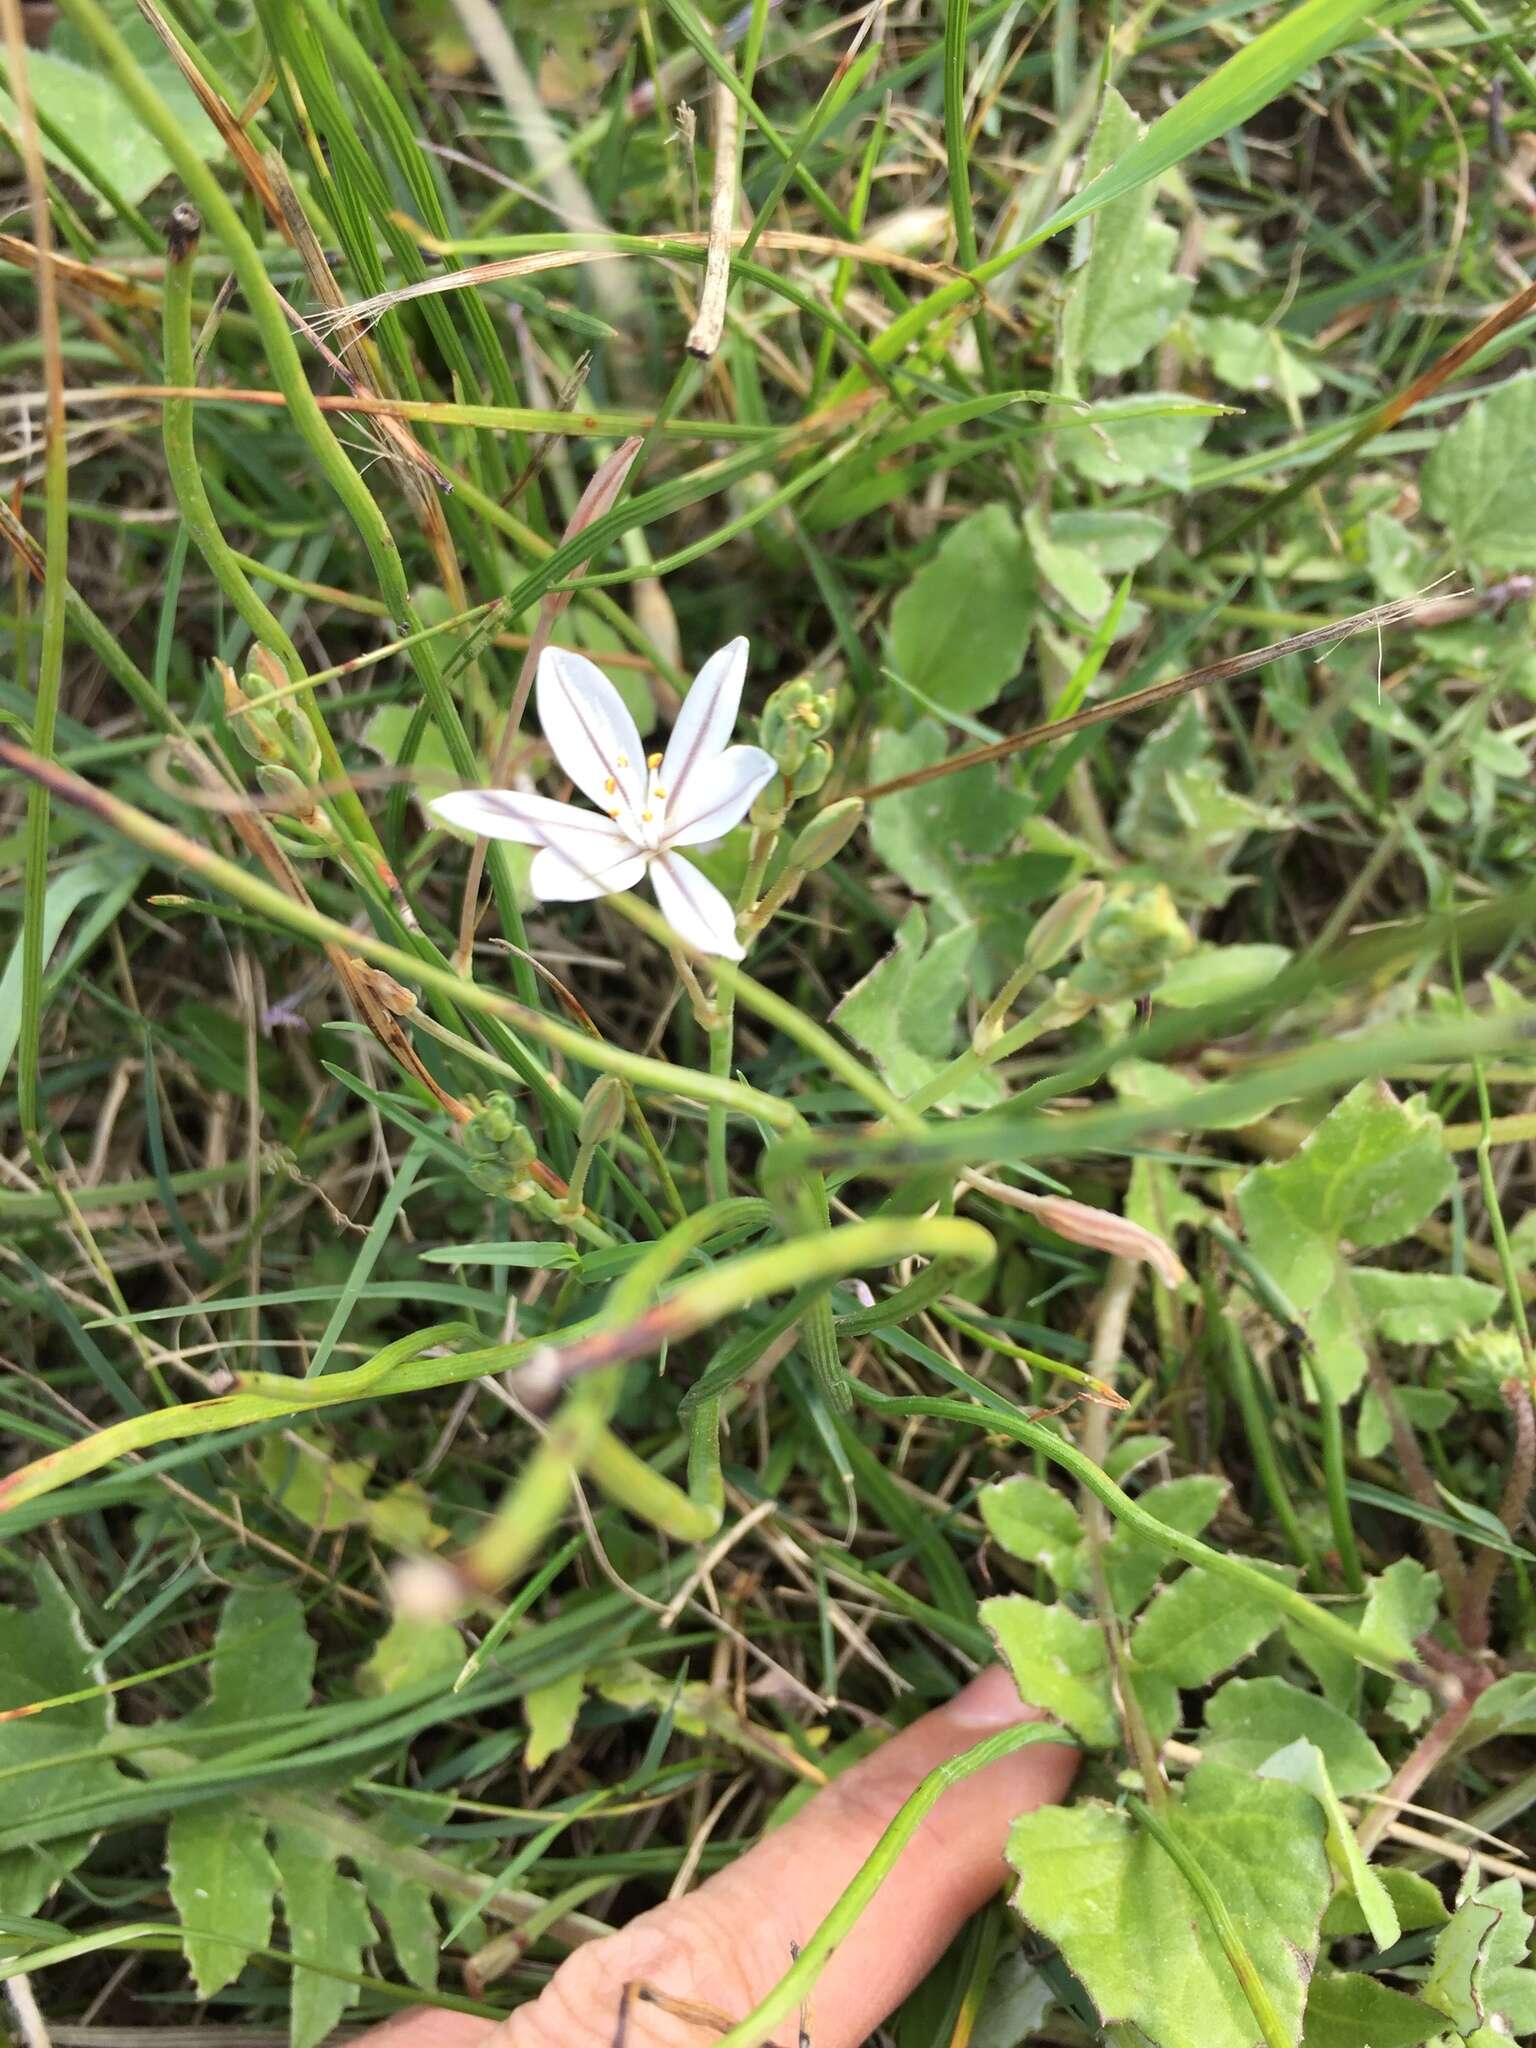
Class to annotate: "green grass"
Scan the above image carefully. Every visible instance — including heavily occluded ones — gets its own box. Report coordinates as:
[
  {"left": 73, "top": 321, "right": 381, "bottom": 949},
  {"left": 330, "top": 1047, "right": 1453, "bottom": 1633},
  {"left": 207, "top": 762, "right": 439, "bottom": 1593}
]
[{"left": 3, "top": 2, "right": 1535, "bottom": 2044}]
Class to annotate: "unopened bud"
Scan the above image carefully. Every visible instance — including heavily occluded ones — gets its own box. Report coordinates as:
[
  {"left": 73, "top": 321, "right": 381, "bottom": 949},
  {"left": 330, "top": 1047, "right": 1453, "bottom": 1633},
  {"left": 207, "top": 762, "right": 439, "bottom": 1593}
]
[
  {"left": 759, "top": 677, "right": 837, "bottom": 781},
  {"left": 1022, "top": 879, "right": 1105, "bottom": 974},
  {"left": 1068, "top": 883, "right": 1196, "bottom": 1000},
  {"left": 787, "top": 796, "right": 864, "bottom": 874},
  {"left": 460, "top": 1090, "right": 538, "bottom": 1197},
  {"left": 578, "top": 1074, "right": 625, "bottom": 1147}
]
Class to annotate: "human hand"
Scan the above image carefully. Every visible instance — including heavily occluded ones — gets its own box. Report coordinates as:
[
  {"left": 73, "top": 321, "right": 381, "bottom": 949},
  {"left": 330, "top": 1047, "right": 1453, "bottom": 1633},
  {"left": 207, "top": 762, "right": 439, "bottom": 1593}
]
[{"left": 360, "top": 1665, "right": 1075, "bottom": 2048}]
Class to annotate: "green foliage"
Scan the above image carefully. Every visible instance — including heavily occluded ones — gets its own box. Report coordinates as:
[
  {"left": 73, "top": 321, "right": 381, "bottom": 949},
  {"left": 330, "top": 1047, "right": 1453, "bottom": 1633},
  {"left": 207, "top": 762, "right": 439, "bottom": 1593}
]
[
  {"left": 0, "top": 1565, "right": 125, "bottom": 1917},
  {"left": 885, "top": 506, "right": 1034, "bottom": 716},
  {"left": 4, "top": 1, "right": 1534, "bottom": 2042},
  {"left": 1236, "top": 1084, "right": 1472, "bottom": 1398},
  {"left": 1008, "top": 1764, "right": 1330, "bottom": 2048},
  {"left": 1422, "top": 378, "right": 1536, "bottom": 571}
]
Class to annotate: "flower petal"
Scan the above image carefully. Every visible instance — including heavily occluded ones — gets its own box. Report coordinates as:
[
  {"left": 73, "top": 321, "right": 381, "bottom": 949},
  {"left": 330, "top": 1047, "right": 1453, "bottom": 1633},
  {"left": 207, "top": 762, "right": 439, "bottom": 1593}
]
[
  {"left": 664, "top": 744, "right": 778, "bottom": 847},
  {"left": 429, "top": 788, "right": 633, "bottom": 851},
  {"left": 659, "top": 637, "right": 749, "bottom": 812},
  {"left": 528, "top": 844, "right": 647, "bottom": 903},
  {"left": 649, "top": 852, "right": 744, "bottom": 959},
  {"left": 536, "top": 646, "right": 648, "bottom": 823}
]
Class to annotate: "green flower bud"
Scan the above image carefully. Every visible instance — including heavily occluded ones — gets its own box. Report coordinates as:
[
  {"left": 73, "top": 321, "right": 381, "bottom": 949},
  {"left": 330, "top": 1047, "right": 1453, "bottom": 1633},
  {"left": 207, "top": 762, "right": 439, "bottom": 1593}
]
[
  {"left": 1068, "top": 884, "right": 1196, "bottom": 1000},
  {"left": 578, "top": 1074, "right": 626, "bottom": 1147},
  {"left": 221, "top": 651, "right": 323, "bottom": 782},
  {"left": 1022, "top": 879, "right": 1106, "bottom": 975},
  {"left": 787, "top": 796, "right": 864, "bottom": 874},
  {"left": 460, "top": 1091, "right": 538, "bottom": 1198},
  {"left": 759, "top": 677, "right": 836, "bottom": 781}
]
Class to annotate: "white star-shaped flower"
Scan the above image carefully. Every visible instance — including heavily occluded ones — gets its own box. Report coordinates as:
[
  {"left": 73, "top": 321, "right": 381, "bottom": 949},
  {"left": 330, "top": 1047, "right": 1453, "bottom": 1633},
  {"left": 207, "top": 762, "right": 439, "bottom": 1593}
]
[{"left": 430, "top": 637, "right": 776, "bottom": 960}]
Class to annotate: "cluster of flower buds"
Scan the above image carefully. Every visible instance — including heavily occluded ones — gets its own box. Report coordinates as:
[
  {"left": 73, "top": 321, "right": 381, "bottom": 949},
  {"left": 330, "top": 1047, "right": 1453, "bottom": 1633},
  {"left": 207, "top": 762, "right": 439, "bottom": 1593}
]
[
  {"left": 459, "top": 1092, "right": 539, "bottom": 1201},
  {"left": 219, "top": 648, "right": 331, "bottom": 848},
  {"left": 1066, "top": 883, "right": 1196, "bottom": 1002},
  {"left": 756, "top": 676, "right": 836, "bottom": 810}
]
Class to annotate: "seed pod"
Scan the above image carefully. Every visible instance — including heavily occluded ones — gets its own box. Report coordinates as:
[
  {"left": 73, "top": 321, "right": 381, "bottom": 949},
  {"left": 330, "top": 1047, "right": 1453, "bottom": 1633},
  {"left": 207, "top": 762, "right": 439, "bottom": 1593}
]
[
  {"left": 1021, "top": 879, "right": 1106, "bottom": 974},
  {"left": 787, "top": 796, "right": 864, "bottom": 873},
  {"left": 578, "top": 1074, "right": 625, "bottom": 1147}
]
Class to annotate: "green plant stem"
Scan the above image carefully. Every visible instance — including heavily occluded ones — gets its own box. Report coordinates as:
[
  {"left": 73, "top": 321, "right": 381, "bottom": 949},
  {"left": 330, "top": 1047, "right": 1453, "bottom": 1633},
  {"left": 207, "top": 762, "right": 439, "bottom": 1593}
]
[
  {"left": 706, "top": 820, "right": 778, "bottom": 1202},
  {"left": 712, "top": 1722, "right": 1066, "bottom": 2048},
  {"left": 5, "top": 0, "right": 67, "bottom": 1163},
  {"left": 1308, "top": 1361, "right": 1365, "bottom": 1596},
  {"left": 1127, "top": 1797, "right": 1293, "bottom": 2048},
  {"left": 1217, "top": 1318, "right": 1322, "bottom": 1587},
  {"left": 856, "top": 1389, "right": 1414, "bottom": 1680}
]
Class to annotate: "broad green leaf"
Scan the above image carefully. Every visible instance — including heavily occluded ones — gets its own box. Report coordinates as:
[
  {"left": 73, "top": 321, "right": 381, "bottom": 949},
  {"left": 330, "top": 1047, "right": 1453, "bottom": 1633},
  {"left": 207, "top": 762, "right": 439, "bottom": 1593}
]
[
  {"left": 365, "top": 1865, "right": 441, "bottom": 1992},
  {"left": 1129, "top": 1559, "right": 1296, "bottom": 1685},
  {"left": 197, "top": 1586, "right": 315, "bottom": 1728},
  {"left": 1358, "top": 1384, "right": 1456, "bottom": 1460},
  {"left": 1202, "top": 1676, "right": 1388, "bottom": 1796},
  {"left": 1422, "top": 377, "right": 1536, "bottom": 572},
  {"left": 1322, "top": 1866, "right": 1449, "bottom": 1937},
  {"left": 1302, "top": 1971, "right": 1441, "bottom": 2048},
  {"left": 1257, "top": 1739, "right": 1399, "bottom": 1952},
  {"left": 1192, "top": 315, "right": 1322, "bottom": 399},
  {"left": 885, "top": 506, "right": 1034, "bottom": 715},
  {"left": 1102, "top": 1475, "right": 1227, "bottom": 1617},
  {"left": 357, "top": 1615, "right": 463, "bottom": 1696},
  {"left": 258, "top": 1442, "right": 449, "bottom": 1551},
  {"left": 273, "top": 1828, "right": 376, "bottom": 2048},
  {"left": 1424, "top": 1878, "right": 1536, "bottom": 2038},
  {"left": 1061, "top": 92, "right": 1190, "bottom": 380},
  {"left": 0, "top": 1565, "right": 125, "bottom": 1916},
  {"left": 831, "top": 909, "right": 998, "bottom": 1103},
  {"left": 1117, "top": 703, "right": 1290, "bottom": 905},
  {"left": 980, "top": 1594, "right": 1117, "bottom": 1747},
  {"left": 1008, "top": 1762, "right": 1329, "bottom": 2048},
  {"left": 1024, "top": 508, "right": 1114, "bottom": 623},
  {"left": 1051, "top": 509, "right": 1169, "bottom": 573},
  {"left": 1463, "top": 1672, "right": 1536, "bottom": 1745},
  {"left": 1367, "top": 509, "right": 1431, "bottom": 600},
  {"left": 1360, "top": 1558, "right": 1440, "bottom": 1663},
  {"left": 978, "top": 1476, "right": 1086, "bottom": 1589},
  {"left": 1351, "top": 1270, "right": 1500, "bottom": 1347},
  {"left": 167, "top": 1804, "right": 280, "bottom": 1999},
  {"left": 525, "top": 1670, "right": 586, "bottom": 1770},
  {"left": 1156, "top": 943, "right": 1292, "bottom": 1009},
  {"left": 865, "top": 721, "right": 1064, "bottom": 970},
  {"left": 0, "top": 30, "right": 220, "bottom": 208},
  {"left": 1236, "top": 1084, "right": 1457, "bottom": 1399},
  {"left": 1060, "top": 395, "right": 1213, "bottom": 489}
]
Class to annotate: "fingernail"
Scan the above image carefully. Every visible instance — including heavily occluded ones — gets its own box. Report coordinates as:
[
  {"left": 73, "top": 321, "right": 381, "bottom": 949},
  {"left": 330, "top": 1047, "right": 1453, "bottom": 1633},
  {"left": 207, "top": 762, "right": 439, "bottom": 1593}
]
[{"left": 947, "top": 1662, "right": 1035, "bottom": 1729}]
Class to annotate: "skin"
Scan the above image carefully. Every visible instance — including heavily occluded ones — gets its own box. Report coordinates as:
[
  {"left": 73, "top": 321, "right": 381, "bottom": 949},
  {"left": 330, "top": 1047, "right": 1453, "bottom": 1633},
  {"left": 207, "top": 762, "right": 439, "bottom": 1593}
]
[{"left": 360, "top": 1666, "right": 1076, "bottom": 2048}]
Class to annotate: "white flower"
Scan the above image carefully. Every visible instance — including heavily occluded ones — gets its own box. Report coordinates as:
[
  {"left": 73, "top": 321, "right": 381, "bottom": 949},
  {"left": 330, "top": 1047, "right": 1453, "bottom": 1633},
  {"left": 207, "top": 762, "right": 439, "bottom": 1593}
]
[{"left": 430, "top": 637, "right": 776, "bottom": 960}]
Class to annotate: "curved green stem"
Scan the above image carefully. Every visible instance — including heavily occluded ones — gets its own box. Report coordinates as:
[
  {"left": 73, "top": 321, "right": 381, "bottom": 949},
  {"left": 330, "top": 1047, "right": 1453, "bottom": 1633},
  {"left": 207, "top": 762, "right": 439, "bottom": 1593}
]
[
  {"left": 713, "top": 1722, "right": 1067, "bottom": 2048},
  {"left": 855, "top": 1388, "right": 1415, "bottom": 1681}
]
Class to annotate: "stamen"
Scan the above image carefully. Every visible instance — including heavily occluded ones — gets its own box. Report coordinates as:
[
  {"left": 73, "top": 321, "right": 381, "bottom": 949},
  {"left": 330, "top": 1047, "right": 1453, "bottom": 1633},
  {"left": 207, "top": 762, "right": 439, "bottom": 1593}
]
[
  {"left": 607, "top": 808, "right": 621, "bottom": 820},
  {"left": 616, "top": 753, "right": 630, "bottom": 769},
  {"left": 641, "top": 810, "right": 654, "bottom": 823},
  {"left": 647, "top": 751, "right": 663, "bottom": 769},
  {"left": 654, "top": 786, "right": 666, "bottom": 799},
  {"left": 604, "top": 776, "right": 617, "bottom": 795}
]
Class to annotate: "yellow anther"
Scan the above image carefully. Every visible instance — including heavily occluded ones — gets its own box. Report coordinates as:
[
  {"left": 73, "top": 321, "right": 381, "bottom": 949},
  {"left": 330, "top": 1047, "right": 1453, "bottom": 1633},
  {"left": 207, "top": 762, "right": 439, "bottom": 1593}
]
[
  {"left": 641, "top": 810, "right": 654, "bottom": 823},
  {"left": 647, "top": 751, "right": 663, "bottom": 769},
  {"left": 604, "top": 776, "right": 617, "bottom": 795},
  {"left": 607, "top": 808, "right": 621, "bottom": 820},
  {"left": 654, "top": 786, "right": 666, "bottom": 800},
  {"left": 616, "top": 753, "right": 630, "bottom": 768}
]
